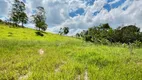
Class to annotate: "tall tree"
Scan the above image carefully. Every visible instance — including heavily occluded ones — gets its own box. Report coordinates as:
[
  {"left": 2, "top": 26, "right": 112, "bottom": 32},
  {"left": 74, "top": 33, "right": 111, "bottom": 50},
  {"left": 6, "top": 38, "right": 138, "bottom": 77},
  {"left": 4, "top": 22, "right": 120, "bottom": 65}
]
[
  {"left": 32, "top": 6, "right": 48, "bottom": 31},
  {"left": 10, "top": 0, "right": 28, "bottom": 27},
  {"left": 19, "top": 2, "right": 28, "bottom": 27}
]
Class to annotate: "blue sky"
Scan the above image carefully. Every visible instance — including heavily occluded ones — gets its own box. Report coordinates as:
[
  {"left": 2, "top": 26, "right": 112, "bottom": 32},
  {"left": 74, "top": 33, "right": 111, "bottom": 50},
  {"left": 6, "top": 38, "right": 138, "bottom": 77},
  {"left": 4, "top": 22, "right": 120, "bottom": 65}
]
[
  {"left": 70, "top": 0, "right": 127, "bottom": 17},
  {"left": 0, "top": 0, "right": 142, "bottom": 35},
  {"left": 69, "top": 8, "right": 85, "bottom": 17},
  {"left": 22, "top": 0, "right": 26, "bottom": 3}
]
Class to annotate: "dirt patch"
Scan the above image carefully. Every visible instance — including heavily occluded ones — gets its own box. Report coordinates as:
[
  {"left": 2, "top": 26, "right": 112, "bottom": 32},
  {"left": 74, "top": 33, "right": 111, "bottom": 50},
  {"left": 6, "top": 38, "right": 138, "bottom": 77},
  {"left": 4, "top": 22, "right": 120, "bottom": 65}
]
[
  {"left": 55, "top": 61, "right": 66, "bottom": 73},
  {"left": 38, "top": 49, "right": 44, "bottom": 55},
  {"left": 18, "top": 71, "right": 32, "bottom": 80},
  {"left": 137, "top": 61, "right": 142, "bottom": 65},
  {"left": 84, "top": 69, "right": 88, "bottom": 80},
  {"left": 75, "top": 75, "right": 81, "bottom": 80}
]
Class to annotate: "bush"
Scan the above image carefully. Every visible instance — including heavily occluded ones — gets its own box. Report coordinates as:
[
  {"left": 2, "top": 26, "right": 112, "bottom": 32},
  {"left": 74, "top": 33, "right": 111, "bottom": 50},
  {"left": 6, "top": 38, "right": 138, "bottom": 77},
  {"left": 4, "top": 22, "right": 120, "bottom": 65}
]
[
  {"left": 35, "top": 31, "right": 44, "bottom": 36},
  {"left": 99, "top": 39, "right": 111, "bottom": 45},
  {"left": 122, "top": 43, "right": 128, "bottom": 48},
  {"left": 0, "top": 19, "right": 3, "bottom": 23},
  {"left": 134, "top": 40, "right": 141, "bottom": 48},
  {"left": 84, "top": 35, "right": 92, "bottom": 42}
]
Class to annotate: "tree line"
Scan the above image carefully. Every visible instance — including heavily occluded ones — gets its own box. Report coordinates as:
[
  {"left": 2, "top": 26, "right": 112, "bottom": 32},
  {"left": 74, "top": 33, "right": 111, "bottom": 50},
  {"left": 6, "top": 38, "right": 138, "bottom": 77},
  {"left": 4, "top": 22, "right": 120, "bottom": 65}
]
[{"left": 76, "top": 23, "right": 142, "bottom": 45}]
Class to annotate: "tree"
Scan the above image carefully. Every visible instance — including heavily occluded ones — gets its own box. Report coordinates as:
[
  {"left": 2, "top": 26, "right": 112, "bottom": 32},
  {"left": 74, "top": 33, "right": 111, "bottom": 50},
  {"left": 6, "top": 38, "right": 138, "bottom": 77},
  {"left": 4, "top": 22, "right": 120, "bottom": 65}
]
[
  {"left": 59, "top": 28, "right": 63, "bottom": 35},
  {"left": 76, "top": 33, "right": 81, "bottom": 38},
  {"left": 20, "top": 11, "right": 28, "bottom": 27},
  {"left": 63, "top": 27, "right": 69, "bottom": 35},
  {"left": 59, "top": 27, "right": 69, "bottom": 35},
  {"left": 10, "top": 0, "right": 28, "bottom": 27},
  {"left": 78, "top": 23, "right": 142, "bottom": 44},
  {"left": 100, "top": 23, "right": 111, "bottom": 30},
  {"left": 32, "top": 6, "right": 48, "bottom": 31},
  {"left": 10, "top": 0, "right": 19, "bottom": 26},
  {"left": 120, "top": 25, "right": 140, "bottom": 43}
]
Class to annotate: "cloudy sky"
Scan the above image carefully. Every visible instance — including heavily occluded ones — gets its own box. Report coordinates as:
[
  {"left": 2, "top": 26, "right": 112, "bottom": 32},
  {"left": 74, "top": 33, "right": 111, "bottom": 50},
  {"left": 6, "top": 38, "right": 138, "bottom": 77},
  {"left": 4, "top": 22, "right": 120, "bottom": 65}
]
[{"left": 0, "top": 0, "right": 142, "bottom": 35}]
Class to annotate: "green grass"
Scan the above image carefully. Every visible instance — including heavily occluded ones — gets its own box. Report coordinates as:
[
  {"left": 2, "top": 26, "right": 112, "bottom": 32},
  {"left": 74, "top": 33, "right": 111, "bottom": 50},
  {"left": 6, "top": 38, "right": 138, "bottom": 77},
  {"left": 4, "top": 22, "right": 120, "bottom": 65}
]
[{"left": 0, "top": 24, "right": 142, "bottom": 80}]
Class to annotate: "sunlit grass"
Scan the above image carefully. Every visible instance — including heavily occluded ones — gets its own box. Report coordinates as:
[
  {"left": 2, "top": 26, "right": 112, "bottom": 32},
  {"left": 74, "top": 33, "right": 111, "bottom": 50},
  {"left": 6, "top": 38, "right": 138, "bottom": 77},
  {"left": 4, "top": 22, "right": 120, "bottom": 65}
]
[{"left": 0, "top": 24, "right": 142, "bottom": 80}]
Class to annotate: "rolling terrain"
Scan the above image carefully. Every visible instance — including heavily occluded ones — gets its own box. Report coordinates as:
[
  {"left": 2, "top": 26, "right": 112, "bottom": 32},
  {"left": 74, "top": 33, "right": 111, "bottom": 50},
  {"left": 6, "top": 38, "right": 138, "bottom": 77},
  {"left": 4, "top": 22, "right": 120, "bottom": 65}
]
[{"left": 0, "top": 24, "right": 142, "bottom": 80}]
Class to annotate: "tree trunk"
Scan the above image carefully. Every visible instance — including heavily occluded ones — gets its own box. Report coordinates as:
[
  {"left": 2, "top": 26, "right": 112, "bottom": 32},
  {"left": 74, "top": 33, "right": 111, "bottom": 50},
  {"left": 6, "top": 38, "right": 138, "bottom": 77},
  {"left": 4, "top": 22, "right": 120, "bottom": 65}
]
[
  {"left": 15, "top": 22, "right": 17, "bottom": 27},
  {"left": 22, "top": 22, "right": 24, "bottom": 28},
  {"left": 39, "top": 28, "right": 40, "bottom": 31}
]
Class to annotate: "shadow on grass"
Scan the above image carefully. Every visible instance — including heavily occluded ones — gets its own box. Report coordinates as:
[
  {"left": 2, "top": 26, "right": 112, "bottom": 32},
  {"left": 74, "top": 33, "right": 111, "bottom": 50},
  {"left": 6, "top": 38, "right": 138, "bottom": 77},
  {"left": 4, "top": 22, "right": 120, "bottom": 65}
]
[{"left": 35, "top": 31, "right": 44, "bottom": 37}]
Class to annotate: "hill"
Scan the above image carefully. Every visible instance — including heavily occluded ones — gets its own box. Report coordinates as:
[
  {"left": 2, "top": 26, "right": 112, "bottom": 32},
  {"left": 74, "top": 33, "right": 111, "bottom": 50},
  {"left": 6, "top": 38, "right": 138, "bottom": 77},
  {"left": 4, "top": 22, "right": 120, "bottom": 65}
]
[
  {"left": 0, "top": 24, "right": 78, "bottom": 42},
  {"left": 0, "top": 24, "right": 142, "bottom": 80}
]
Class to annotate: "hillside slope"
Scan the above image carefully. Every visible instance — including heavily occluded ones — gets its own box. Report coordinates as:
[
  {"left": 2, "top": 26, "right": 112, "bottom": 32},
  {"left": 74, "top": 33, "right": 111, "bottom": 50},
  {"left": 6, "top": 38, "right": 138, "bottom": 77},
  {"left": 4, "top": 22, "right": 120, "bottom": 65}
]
[
  {"left": 0, "top": 24, "right": 142, "bottom": 80},
  {"left": 0, "top": 24, "right": 79, "bottom": 42}
]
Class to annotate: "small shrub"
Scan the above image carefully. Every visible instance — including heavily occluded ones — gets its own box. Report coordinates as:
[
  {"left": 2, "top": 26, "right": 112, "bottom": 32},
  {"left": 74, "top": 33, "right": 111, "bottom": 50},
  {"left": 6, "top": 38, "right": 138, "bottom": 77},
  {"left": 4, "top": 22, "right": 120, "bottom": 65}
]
[
  {"left": 99, "top": 39, "right": 110, "bottom": 45},
  {"left": 134, "top": 40, "right": 141, "bottom": 48},
  {"left": 84, "top": 35, "right": 92, "bottom": 42},
  {"left": 122, "top": 43, "right": 128, "bottom": 48},
  {"left": 8, "top": 32, "right": 13, "bottom": 37},
  {"left": 128, "top": 43, "right": 134, "bottom": 54},
  {"left": 35, "top": 31, "right": 44, "bottom": 36}
]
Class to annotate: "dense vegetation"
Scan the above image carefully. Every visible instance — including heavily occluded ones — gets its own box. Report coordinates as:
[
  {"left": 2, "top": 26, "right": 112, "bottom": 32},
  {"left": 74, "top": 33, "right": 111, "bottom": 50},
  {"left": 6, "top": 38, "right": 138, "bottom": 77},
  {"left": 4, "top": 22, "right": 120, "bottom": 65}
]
[
  {"left": 0, "top": 24, "right": 142, "bottom": 80},
  {"left": 76, "top": 23, "right": 142, "bottom": 45}
]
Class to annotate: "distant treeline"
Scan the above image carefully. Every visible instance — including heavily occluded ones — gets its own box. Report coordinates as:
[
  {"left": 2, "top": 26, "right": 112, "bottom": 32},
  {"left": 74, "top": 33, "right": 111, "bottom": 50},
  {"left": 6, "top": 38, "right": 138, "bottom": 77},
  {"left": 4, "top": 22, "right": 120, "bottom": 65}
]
[{"left": 76, "top": 23, "right": 142, "bottom": 45}]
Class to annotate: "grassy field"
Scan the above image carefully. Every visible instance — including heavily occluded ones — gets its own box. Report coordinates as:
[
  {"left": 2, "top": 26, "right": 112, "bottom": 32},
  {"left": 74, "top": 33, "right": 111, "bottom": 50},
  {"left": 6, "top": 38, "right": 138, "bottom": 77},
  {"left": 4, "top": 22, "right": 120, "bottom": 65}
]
[{"left": 0, "top": 24, "right": 142, "bottom": 80}]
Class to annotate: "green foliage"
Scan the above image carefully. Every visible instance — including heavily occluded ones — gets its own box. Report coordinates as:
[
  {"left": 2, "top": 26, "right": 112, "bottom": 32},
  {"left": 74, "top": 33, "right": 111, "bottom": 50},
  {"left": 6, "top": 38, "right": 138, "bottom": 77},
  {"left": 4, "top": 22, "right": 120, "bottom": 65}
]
[
  {"left": 134, "top": 40, "right": 141, "bottom": 48},
  {"left": 75, "top": 33, "right": 81, "bottom": 38},
  {"left": 32, "top": 6, "right": 48, "bottom": 31},
  {"left": 118, "top": 25, "right": 140, "bottom": 43},
  {"left": 59, "top": 28, "right": 64, "bottom": 35},
  {"left": 10, "top": 0, "right": 28, "bottom": 27},
  {"left": 63, "top": 27, "right": 69, "bottom": 35},
  {"left": 77, "top": 23, "right": 142, "bottom": 44},
  {"left": 19, "top": 12, "right": 28, "bottom": 27},
  {"left": 59, "top": 27, "right": 69, "bottom": 35},
  {"left": 100, "top": 23, "right": 111, "bottom": 30},
  {"left": 0, "top": 19, "right": 3, "bottom": 23},
  {"left": 84, "top": 35, "right": 92, "bottom": 42}
]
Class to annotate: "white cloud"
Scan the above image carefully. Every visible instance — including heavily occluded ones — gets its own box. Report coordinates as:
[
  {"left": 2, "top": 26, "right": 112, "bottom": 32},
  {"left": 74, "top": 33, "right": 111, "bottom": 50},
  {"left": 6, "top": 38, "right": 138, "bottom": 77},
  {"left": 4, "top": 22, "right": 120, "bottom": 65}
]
[
  {"left": 0, "top": 0, "right": 142, "bottom": 35},
  {"left": 108, "top": 0, "right": 120, "bottom": 5}
]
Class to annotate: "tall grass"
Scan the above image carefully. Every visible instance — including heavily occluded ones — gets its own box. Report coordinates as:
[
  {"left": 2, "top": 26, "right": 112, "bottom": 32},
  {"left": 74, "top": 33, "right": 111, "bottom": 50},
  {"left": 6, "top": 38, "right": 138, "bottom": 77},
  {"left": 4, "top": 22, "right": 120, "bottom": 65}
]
[{"left": 0, "top": 24, "right": 142, "bottom": 80}]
